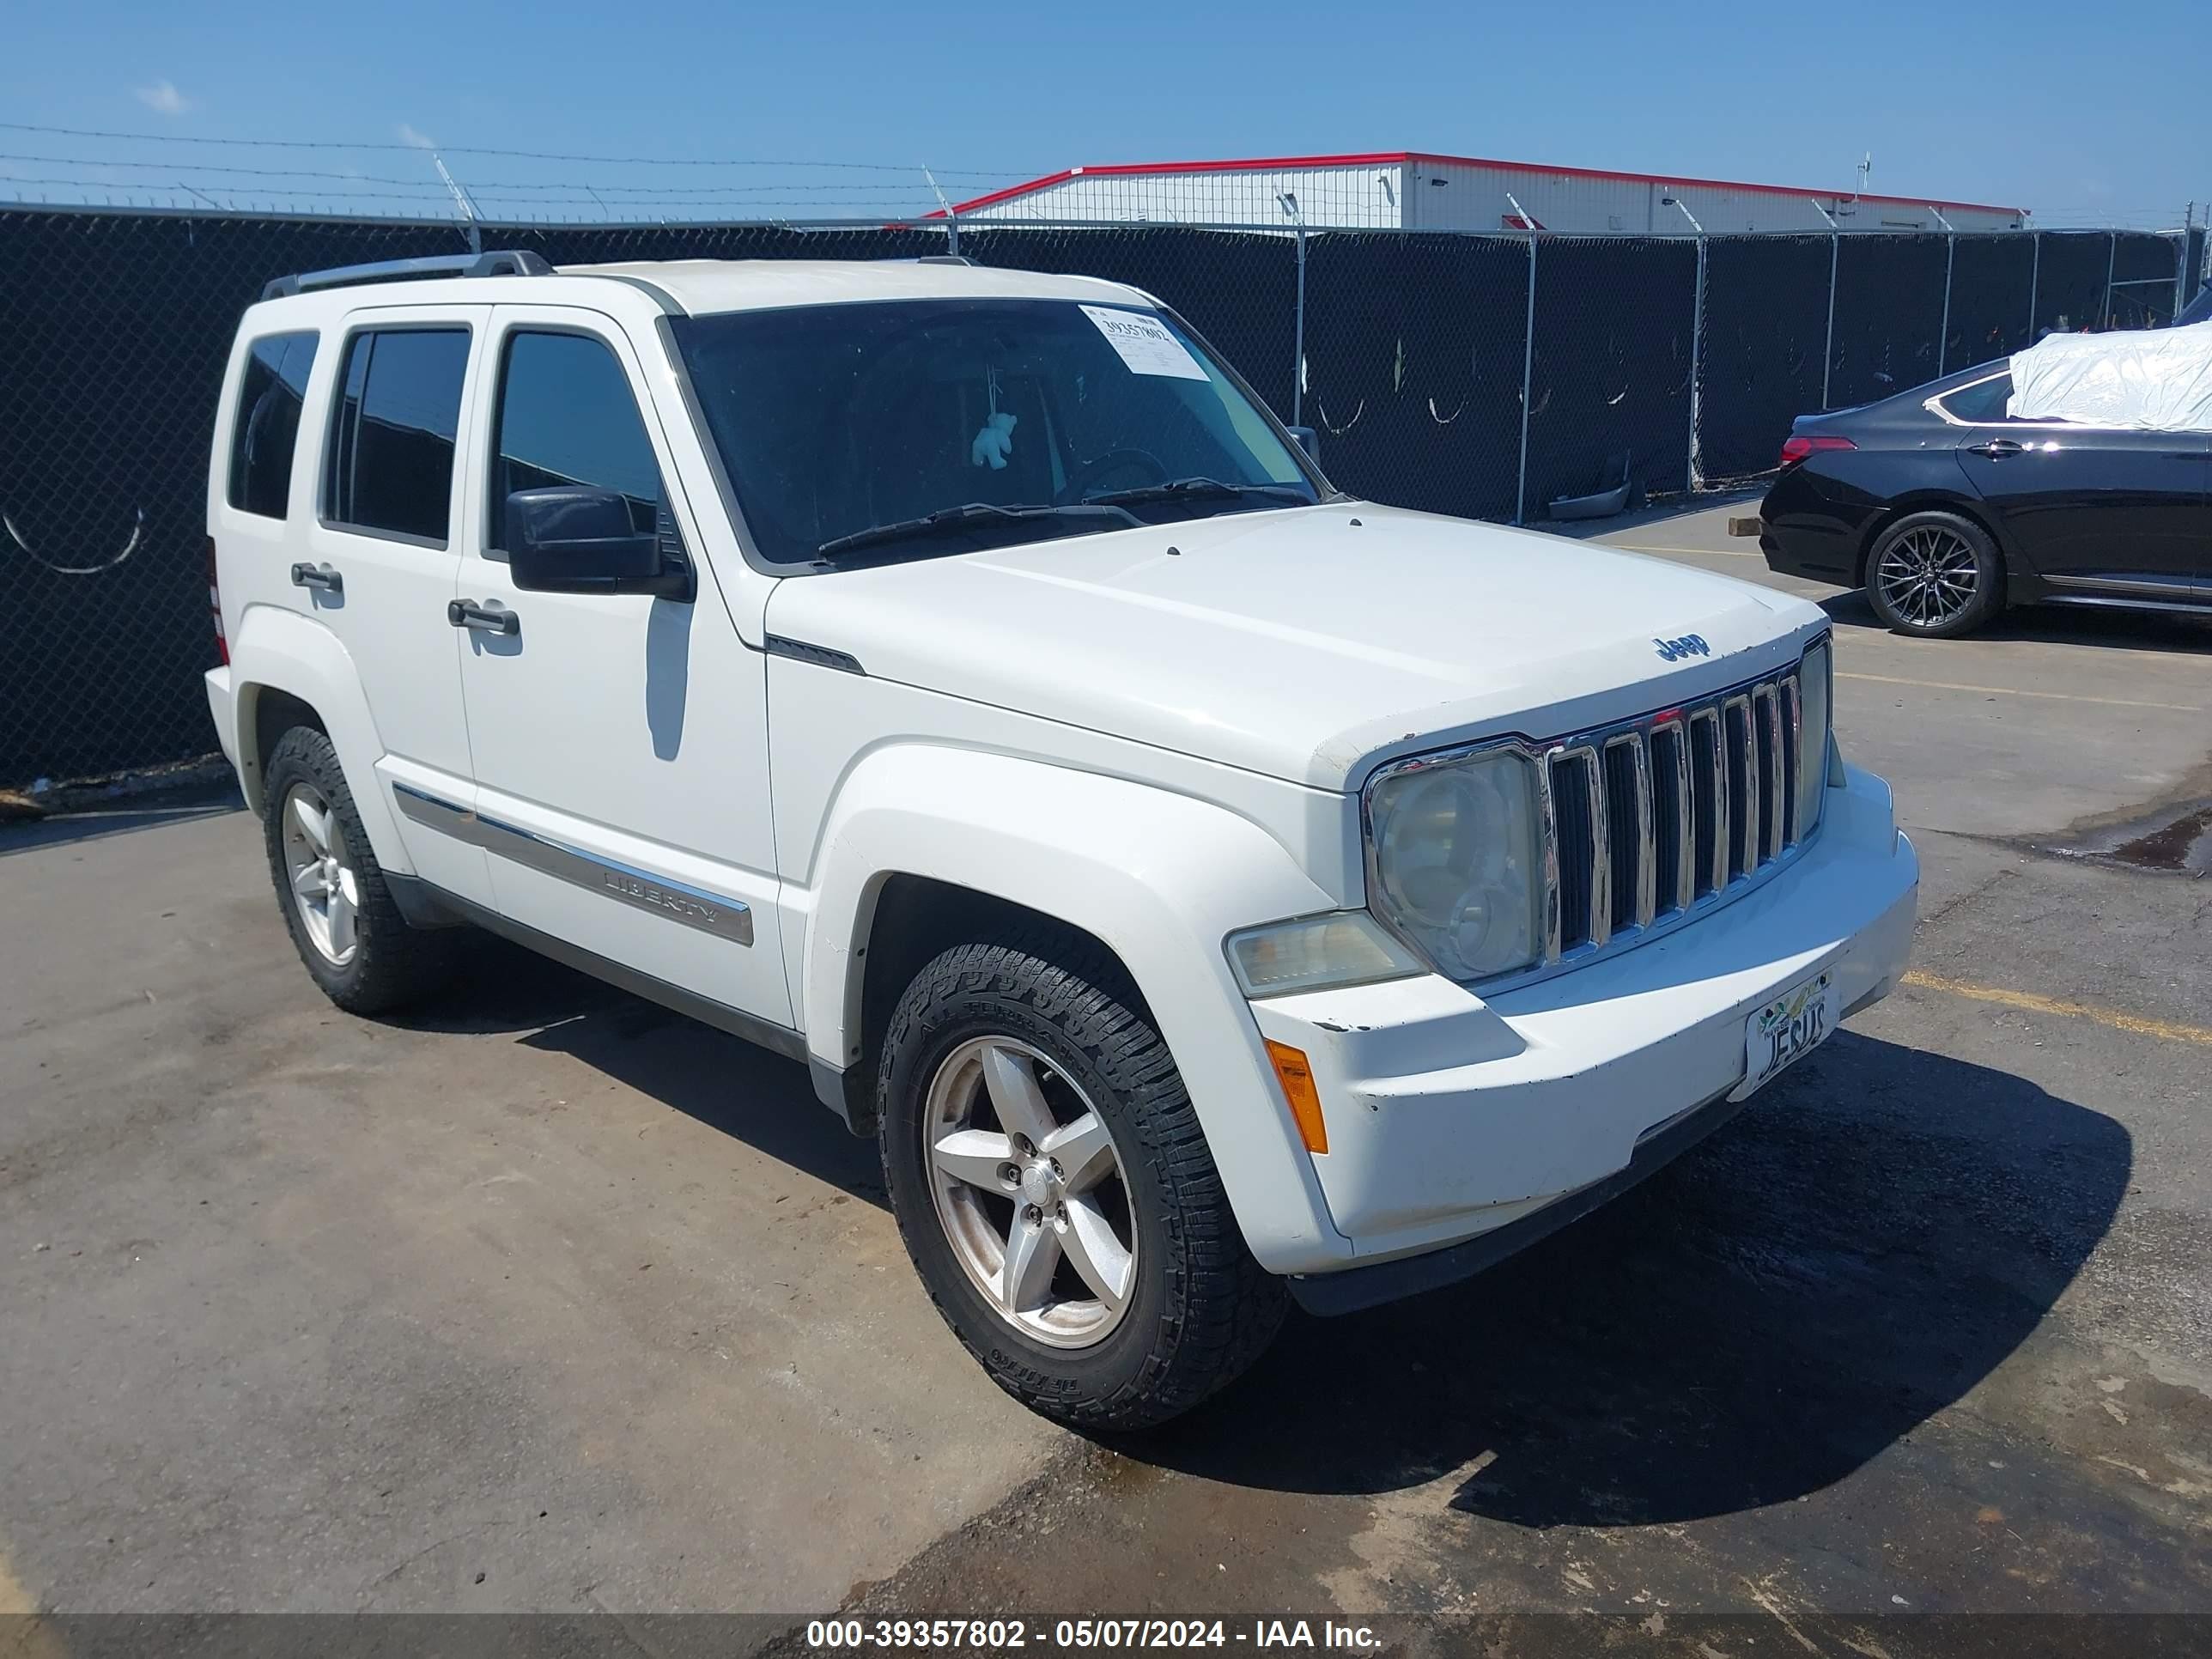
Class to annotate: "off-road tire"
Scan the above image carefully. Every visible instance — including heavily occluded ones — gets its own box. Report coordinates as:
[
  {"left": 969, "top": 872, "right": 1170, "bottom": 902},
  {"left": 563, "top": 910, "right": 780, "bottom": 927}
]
[
  {"left": 878, "top": 930, "right": 1287, "bottom": 1431},
  {"left": 261, "top": 726, "right": 458, "bottom": 1015}
]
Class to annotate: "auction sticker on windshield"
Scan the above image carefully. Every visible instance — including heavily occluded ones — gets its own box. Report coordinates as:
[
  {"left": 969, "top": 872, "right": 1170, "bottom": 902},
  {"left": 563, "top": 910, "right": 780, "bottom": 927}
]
[
  {"left": 1080, "top": 305, "right": 1210, "bottom": 380},
  {"left": 1734, "top": 969, "right": 1838, "bottom": 1100}
]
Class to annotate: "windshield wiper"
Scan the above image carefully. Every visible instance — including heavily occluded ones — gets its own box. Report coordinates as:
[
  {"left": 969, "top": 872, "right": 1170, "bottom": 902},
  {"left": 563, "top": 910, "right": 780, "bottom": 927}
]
[
  {"left": 1082, "top": 477, "right": 1317, "bottom": 508},
  {"left": 816, "top": 501, "right": 1139, "bottom": 560}
]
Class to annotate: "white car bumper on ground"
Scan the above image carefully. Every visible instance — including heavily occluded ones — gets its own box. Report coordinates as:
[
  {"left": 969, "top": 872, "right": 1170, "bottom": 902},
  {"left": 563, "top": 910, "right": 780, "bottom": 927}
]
[{"left": 1249, "top": 761, "right": 1917, "bottom": 1313}]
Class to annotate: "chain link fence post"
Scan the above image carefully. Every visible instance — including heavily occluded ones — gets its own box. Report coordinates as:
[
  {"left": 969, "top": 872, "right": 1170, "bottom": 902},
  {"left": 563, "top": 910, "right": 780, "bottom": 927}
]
[
  {"left": 1937, "top": 233, "right": 1954, "bottom": 374},
  {"left": 1686, "top": 232, "right": 1705, "bottom": 493},
  {"left": 2177, "top": 204, "right": 2194, "bottom": 319},
  {"left": 2027, "top": 230, "right": 2041, "bottom": 339},
  {"left": 1822, "top": 232, "right": 1839, "bottom": 409},
  {"left": 1513, "top": 228, "right": 1537, "bottom": 526},
  {"left": 430, "top": 153, "right": 483, "bottom": 255},
  {"left": 1291, "top": 216, "right": 1306, "bottom": 427},
  {"left": 1929, "top": 207, "right": 1956, "bottom": 376}
]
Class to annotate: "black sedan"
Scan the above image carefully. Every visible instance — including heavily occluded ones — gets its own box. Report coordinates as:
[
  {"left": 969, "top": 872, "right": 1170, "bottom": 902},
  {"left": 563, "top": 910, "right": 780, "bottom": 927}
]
[{"left": 1754, "top": 362, "right": 2211, "bottom": 637}]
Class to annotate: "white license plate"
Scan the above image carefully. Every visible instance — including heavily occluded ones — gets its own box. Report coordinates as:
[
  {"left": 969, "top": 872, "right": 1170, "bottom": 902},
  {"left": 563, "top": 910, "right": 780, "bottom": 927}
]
[{"left": 1737, "top": 969, "right": 1838, "bottom": 1098}]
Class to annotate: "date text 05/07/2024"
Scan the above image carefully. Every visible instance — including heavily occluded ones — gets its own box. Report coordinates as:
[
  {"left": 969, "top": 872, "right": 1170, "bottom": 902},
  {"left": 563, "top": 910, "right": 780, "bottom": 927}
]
[{"left": 803, "top": 1618, "right": 1382, "bottom": 1650}]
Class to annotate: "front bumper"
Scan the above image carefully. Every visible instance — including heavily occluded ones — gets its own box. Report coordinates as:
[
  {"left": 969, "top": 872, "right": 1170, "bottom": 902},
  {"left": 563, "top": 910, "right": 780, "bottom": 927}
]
[{"left": 1247, "top": 762, "right": 1917, "bottom": 1306}]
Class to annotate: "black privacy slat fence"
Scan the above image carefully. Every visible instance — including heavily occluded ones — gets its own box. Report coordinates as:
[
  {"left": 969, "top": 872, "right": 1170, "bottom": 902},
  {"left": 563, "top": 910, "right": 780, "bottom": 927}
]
[
  {"left": 0, "top": 205, "right": 2191, "bottom": 783},
  {"left": 1827, "top": 234, "right": 1952, "bottom": 410},
  {"left": 957, "top": 226, "right": 1300, "bottom": 421},
  {"left": 1696, "top": 236, "right": 1832, "bottom": 482},
  {"left": 1524, "top": 236, "right": 1699, "bottom": 515},
  {"left": 1301, "top": 233, "right": 1529, "bottom": 522}
]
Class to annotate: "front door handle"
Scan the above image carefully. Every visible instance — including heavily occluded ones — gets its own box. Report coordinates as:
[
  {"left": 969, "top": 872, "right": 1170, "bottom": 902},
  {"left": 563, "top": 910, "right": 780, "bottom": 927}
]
[
  {"left": 447, "top": 598, "right": 520, "bottom": 636},
  {"left": 1965, "top": 438, "right": 2026, "bottom": 459},
  {"left": 290, "top": 562, "right": 343, "bottom": 593}
]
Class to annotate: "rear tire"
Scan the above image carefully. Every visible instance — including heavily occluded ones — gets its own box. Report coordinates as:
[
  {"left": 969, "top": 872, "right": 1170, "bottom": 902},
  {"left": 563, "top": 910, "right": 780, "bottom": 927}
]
[
  {"left": 261, "top": 726, "right": 457, "bottom": 1015},
  {"left": 1864, "top": 510, "right": 2004, "bottom": 638},
  {"left": 878, "top": 931, "right": 1286, "bottom": 1431}
]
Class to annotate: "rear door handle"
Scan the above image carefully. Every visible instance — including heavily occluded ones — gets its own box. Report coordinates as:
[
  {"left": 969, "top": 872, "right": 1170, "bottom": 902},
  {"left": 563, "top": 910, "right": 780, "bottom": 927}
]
[
  {"left": 1965, "top": 438, "right": 2025, "bottom": 459},
  {"left": 289, "top": 562, "right": 343, "bottom": 593},
  {"left": 447, "top": 599, "right": 519, "bottom": 636}
]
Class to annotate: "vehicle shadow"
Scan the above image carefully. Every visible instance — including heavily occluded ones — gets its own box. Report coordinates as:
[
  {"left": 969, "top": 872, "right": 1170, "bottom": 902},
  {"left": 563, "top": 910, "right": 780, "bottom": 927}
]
[
  {"left": 1123, "top": 1029, "right": 2130, "bottom": 1526},
  {"left": 0, "top": 783, "right": 244, "bottom": 857},
  {"left": 392, "top": 949, "right": 2129, "bottom": 1529},
  {"left": 396, "top": 934, "right": 887, "bottom": 1202},
  {"left": 1820, "top": 588, "right": 2212, "bottom": 654}
]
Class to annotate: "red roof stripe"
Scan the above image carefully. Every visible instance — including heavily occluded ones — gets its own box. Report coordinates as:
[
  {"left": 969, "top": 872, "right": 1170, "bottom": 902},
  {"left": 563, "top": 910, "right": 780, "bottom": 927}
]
[{"left": 946, "top": 151, "right": 2027, "bottom": 219}]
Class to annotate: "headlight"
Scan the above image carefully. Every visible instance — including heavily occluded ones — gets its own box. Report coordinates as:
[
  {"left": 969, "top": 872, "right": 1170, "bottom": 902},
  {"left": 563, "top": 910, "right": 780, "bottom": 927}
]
[
  {"left": 1225, "top": 911, "right": 1425, "bottom": 998},
  {"left": 1366, "top": 749, "right": 1545, "bottom": 981},
  {"left": 1796, "top": 639, "right": 1832, "bottom": 837}
]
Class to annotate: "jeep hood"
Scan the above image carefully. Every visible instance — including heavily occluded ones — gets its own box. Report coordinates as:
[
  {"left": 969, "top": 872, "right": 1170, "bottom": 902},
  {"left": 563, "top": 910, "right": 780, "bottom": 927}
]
[{"left": 763, "top": 504, "right": 1826, "bottom": 792}]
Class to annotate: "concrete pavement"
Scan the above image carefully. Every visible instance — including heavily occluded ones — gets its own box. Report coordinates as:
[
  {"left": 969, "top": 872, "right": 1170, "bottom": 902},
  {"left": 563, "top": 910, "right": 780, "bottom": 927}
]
[{"left": 3, "top": 501, "right": 2207, "bottom": 1643}]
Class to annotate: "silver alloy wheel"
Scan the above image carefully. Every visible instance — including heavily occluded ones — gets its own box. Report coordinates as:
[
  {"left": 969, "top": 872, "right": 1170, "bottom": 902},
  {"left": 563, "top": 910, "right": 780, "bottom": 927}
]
[
  {"left": 924, "top": 1036, "right": 1137, "bottom": 1350},
  {"left": 280, "top": 782, "right": 361, "bottom": 967},
  {"left": 1875, "top": 526, "right": 1980, "bottom": 629}
]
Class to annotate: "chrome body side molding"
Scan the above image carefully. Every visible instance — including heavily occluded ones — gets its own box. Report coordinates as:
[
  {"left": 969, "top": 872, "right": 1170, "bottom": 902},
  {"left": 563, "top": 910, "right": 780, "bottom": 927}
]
[{"left": 392, "top": 781, "right": 755, "bottom": 946}]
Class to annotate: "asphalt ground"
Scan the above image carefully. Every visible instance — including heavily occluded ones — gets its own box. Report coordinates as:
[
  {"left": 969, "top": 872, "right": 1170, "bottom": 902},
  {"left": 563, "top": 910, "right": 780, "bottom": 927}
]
[{"left": 3, "top": 500, "right": 2207, "bottom": 1656}]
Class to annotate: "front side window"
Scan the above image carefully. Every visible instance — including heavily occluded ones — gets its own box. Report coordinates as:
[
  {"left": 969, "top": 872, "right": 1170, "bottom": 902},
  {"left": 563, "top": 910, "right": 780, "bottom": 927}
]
[
  {"left": 488, "top": 331, "right": 665, "bottom": 555},
  {"left": 671, "top": 299, "right": 1318, "bottom": 566},
  {"left": 324, "top": 327, "right": 471, "bottom": 544},
  {"left": 227, "top": 331, "right": 319, "bottom": 518}
]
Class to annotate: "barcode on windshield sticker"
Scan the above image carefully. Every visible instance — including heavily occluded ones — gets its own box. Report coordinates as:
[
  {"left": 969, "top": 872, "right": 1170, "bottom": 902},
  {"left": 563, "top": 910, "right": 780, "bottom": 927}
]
[{"left": 1079, "top": 306, "right": 1210, "bottom": 380}]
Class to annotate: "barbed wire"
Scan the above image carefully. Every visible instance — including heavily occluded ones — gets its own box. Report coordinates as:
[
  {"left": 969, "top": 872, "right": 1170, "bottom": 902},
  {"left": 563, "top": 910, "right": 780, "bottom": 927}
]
[
  {"left": 0, "top": 120, "right": 1015, "bottom": 175},
  {"left": 0, "top": 124, "right": 1042, "bottom": 219},
  {"left": 0, "top": 155, "right": 998, "bottom": 197},
  {"left": 2029, "top": 205, "right": 2207, "bottom": 230},
  {"left": 1, "top": 122, "right": 2194, "bottom": 234}
]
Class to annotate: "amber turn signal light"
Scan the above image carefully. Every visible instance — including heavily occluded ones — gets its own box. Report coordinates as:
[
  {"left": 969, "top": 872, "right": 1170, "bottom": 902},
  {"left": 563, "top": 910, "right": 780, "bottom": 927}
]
[{"left": 1264, "top": 1040, "right": 1328, "bottom": 1155}]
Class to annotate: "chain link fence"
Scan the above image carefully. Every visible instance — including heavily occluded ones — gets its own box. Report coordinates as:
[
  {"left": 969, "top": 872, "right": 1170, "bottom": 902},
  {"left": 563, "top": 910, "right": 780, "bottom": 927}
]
[
  {"left": 1696, "top": 236, "right": 1832, "bottom": 481},
  {"left": 0, "top": 204, "right": 2191, "bottom": 785},
  {"left": 1301, "top": 232, "right": 1529, "bottom": 521}
]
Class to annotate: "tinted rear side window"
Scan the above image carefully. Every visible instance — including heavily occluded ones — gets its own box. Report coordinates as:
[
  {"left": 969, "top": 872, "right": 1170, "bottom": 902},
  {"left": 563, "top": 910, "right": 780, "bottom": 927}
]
[
  {"left": 325, "top": 327, "right": 471, "bottom": 544},
  {"left": 1936, "top": 374, "right": 2014, "bottom": 423},
  {"left": 227, "top": 331, "right": 319, "bottom": 518}
]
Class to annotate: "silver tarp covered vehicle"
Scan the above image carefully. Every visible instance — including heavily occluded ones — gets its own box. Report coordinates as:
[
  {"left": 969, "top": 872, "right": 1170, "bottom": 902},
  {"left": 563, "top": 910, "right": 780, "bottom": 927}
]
[{"left": 2008, "top": 320, "right": 2212, "bottom": 431}]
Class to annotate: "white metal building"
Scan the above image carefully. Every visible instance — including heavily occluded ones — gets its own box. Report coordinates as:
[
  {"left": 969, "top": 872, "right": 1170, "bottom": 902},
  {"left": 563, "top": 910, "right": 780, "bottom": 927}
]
[{"left": 947, "top": 151, "right": 2027, "bottom": 234}]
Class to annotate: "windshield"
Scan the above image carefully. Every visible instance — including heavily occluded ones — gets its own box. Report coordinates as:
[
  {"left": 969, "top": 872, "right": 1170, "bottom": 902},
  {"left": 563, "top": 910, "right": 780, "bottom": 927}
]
[{"left": 670, "top": 299, "right": 1321, "bottom": 565}]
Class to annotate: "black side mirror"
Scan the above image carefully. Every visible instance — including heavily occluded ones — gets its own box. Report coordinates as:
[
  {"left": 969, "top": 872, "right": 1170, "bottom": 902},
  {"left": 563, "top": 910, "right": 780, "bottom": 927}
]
[
  {"left": 506, "top": 487, "right": 690, "bottom": 600},
  {"left": 1285, "top": 424, "right": 1321, "bottom": 466}
]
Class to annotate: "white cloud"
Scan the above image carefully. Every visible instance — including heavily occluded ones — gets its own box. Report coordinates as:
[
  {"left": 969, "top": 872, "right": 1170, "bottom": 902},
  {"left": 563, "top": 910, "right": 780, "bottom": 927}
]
[
  {"left": 396, "top": 123, "right": 436, "bottom": 150},
  {"left": 134, "top": 79, "right": 192, "bottom": 117}
]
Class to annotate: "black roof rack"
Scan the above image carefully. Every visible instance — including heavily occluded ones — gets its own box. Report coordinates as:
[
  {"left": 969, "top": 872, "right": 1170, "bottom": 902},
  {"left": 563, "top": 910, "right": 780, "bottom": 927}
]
[{"left": 260, "top": 249, "right": 554, "bottom": 303}]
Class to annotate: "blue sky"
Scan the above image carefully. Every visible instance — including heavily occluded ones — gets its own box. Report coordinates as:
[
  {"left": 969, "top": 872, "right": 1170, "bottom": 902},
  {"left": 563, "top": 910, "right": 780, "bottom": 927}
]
[{"left": 3, "top": 0, "right": 2205, "bottom": 226}]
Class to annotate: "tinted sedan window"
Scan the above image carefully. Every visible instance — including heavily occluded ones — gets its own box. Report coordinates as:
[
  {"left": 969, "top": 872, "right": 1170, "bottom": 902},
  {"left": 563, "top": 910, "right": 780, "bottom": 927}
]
[{"left": 1936, "top": 374, "right": 2014, "bottom": 424}]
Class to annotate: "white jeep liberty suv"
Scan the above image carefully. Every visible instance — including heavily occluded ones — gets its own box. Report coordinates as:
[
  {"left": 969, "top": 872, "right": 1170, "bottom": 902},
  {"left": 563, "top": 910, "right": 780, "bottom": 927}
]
[{"left": 205, "top": 250, "right": 1918, "bottom": 1427}]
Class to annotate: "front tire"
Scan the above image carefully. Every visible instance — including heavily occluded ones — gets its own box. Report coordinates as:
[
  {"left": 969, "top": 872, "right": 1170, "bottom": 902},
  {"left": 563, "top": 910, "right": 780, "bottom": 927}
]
[
  {"left": 878, "top": 933, "right": 1286, "bottom": 1430},
  {"left": 261, "top": 726, "right": 457, "bottom": 1015},
  {"left": 1865, "top": 510, "right": 2004, "bottom": 638}
]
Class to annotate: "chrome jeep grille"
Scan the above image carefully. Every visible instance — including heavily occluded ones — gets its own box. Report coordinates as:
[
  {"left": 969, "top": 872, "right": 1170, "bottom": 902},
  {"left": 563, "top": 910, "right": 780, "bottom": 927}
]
[{"left": 1540, "top": 664, "right": 1812, "bottom": 960}]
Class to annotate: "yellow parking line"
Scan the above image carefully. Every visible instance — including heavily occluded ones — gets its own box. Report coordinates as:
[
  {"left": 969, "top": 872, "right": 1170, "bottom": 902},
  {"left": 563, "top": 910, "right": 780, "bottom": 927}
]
[
  {"left": 1839, "top": 672, "right": 2204, "bottom": 714},
  {"left": 0, "top": 1552, "right": 33, "bottom": 1617},
  {"left": 0, "top": 1547, "right": 67, "bottom": 1659},
  {"left": 1902, "top": 971, "right": 2212, "bottom": 1047}
]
